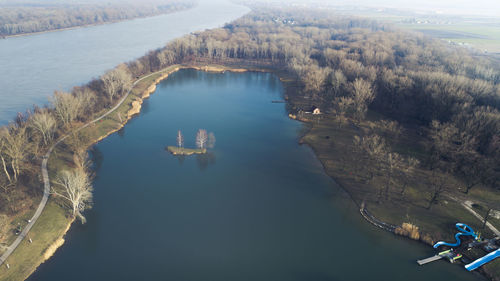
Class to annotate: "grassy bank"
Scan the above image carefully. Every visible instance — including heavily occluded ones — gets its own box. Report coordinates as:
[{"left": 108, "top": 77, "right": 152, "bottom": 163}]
[
  {"left": 281, "top": 79, "right": 500, "bottom": 280},
  {"left": 167, "top": 146, "right": 206, "bottom": 155},
  {"left": 1, "top": 62, "right": 498, "bottom": 281},
  {"left": 0, "top": 63, "right": 265, "bottom": 281},
  {"left": 0, "top": 65, "right": 184, "bottom": 281}
]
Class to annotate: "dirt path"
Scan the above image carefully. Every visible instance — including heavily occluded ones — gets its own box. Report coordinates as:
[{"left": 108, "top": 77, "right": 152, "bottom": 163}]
[
  {"left": 0, "top": 68, "right": 168, "bottom": 267},
  {"left": 445, "top": 193, "right": 500, "bottom": 236}
]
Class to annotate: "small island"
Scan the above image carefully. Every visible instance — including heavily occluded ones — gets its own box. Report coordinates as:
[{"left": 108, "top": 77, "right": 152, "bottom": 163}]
[
  {"left": 166, "top": 129, "right": 215, "bottom": 155},
  {"left": 166, "top": 146, "right": 206, "bottom": 155}
]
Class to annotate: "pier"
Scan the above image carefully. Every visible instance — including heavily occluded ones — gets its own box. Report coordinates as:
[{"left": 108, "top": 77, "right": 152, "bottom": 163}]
[
  {"left": 417, "top": 255, "right": 443, "bottom": 265},
  {"left": 417, "top": 250, "right": 462, "bottom": 265}
]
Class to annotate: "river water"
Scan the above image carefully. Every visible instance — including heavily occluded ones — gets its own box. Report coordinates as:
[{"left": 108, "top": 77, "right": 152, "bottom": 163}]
[
  {"left": 0, "top": 0, "right": 249, "bottom": 125},
  {"left": 27, "top": 70, "right": 482, "bottom": 281}
]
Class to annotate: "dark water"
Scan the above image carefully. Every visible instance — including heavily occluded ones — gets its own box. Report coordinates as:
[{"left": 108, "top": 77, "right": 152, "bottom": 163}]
[
  {"left": 28, "top": 70, "right": 482, "bottom": 281},
  {"left": 0, "top": 0, "right": 248, "bottom": 125}
]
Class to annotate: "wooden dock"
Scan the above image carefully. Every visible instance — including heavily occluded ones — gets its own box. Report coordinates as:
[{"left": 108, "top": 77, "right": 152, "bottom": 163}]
[{"left": 417, "top": 255, "right": 444, "bottom": 265}]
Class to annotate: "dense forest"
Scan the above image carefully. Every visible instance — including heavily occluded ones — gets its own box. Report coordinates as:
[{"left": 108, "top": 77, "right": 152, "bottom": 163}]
[
  {"left": 1, "top": 8, "right": 499, "bottom": 261},
  {"left": 0, "top": 0, "right": 195, "bottom": 36}
]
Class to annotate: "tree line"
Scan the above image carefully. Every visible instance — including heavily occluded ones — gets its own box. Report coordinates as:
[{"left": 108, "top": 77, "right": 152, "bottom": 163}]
[
  {"left": 1, "top": 7, "right": 499, "bottom": 231},
  {"left": 144, "top": 9, "right": 498, "bottom": 196},
  {"left": 0, "top": 1, "right": 195, "bottom": 36}
]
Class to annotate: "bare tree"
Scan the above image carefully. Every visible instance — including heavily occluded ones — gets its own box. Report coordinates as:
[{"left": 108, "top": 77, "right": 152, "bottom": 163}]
[
  {"left": 303, "top": 65, "right": 330, "bottom": 96},
  {"left": 361, "top": 134, "right": 387, "bottom": 182},
  {"left": 350, "top": 78, "right": 375, "bottom": 121},
  {"left": 51, "top": 91, "right": 81, "bottom": 127},
  {"left": 101, "top": 65, "right": 132, "bottom": 103},
  {"left": 0, "top": 125, "right": 29, "bottom": 184},
  {"left": 196, "top": 129, "right": 208, "bottom": 149},
  {"left": 454, "top": 151, "right": 485, "bottom": 194},
  {"left": 0, "top": 173, "right": 15, "bottom": 207},
  {"left": 73, "top": 87, "right": 97, "bottom": 119},
  {"left": 427, "top": 171, "right": 447, "bottom": 209},
  {"left": 64, "top": 132, "right": 90, "bottom": 170},
  {"left": 52, "top": 168, "right": 93, "bottom": 223},
  {"left": 177, "top": 130, "right": 184, "bottom": 148},
  {"left": 337, "top": 96, "right": 355, "bottom": 121},
  {"left": 157, "top": 50, "right": 175, "bottom": 68},
  {"left": 329, "top": 70, "right": 347, "bottom": 97},
  {"left": 30, "top": 110, "right": 57, "bottom": 145}
]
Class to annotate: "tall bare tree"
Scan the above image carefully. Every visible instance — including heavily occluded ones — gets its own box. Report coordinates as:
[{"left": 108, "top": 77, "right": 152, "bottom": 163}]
[
  {"left": 30, "top": 110, "right": 57, "bottom": 145},
  {"left": 361, "top": 134, "right": 387, "bottom": 182},
  {"left": 52, "top": 168, "right": 93, "bottom": 223},
  {"left": 177, "top": 130, "right": 184, "bottom": 148},
  {"left": 0, "top": 125, "right": 29, "bottom": 184},
  {"left": 64, "top": 132, "right": 91, "bottom": 170},
  {"left": 73, "top": 87, "right": 97, "bottom": 120},
  {"left": 427, "top": 171, "right": 447, "bottom": 209},
  {"left": 351, "top": 78, "right": 375, "bottom": 121},
  {"left": 196, "top": 129, "right": 208, "bottom": 149},
  {"left": 52, "top": 91, "right": 81, "bottom": 127},
  {"left": 101, "top": 65, "right": 132, "bottom": 103}
]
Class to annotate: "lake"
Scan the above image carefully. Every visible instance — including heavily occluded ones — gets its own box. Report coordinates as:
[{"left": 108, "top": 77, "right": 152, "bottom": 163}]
[
  {"left": 0, "top": 0, "right": 249, "bottom": 125},
  {"left": 27, "top": 69, "right": 482, "bottom": 281}
]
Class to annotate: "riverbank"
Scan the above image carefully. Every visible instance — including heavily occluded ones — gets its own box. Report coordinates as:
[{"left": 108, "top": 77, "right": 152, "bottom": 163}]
[
  {"left": 0, "top": 64, "right": 264, "bottom": 281},
  {"left": 1, "top": 62, "right": 497, "bottom": 281},
  {"left": 0, "top": 4, "right": 196, "bottom": 39},
  {"left": 281, "top": 80, "right": 500, "bottom": 280}
]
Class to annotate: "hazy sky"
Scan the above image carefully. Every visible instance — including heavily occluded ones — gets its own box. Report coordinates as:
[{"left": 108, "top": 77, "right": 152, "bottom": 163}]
[
  {"left": 340, "top": 0, "right": 500, "bottom": 16},
  {"left": 257, "top": 0, "right": 500, "bottom": 17},
  {"left": 1, "top": 0, "right": 498, "bottom": 17}
]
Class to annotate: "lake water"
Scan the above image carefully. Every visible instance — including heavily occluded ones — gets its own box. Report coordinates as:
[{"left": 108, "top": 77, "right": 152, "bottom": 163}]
[
  {"left": 0, "top": 0, "right": 249, "bottom": 125},
  {"left": 27, "top": 70, "right": 482, "bottom": 281}
]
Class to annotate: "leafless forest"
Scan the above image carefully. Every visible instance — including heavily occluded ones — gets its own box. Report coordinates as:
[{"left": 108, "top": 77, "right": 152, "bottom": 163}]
[
  {"left": 1, "top": 8, "right": 499, "bottom": 246},
  {"left": 0, "top": 0, "right": 195, "bottom": 36}
]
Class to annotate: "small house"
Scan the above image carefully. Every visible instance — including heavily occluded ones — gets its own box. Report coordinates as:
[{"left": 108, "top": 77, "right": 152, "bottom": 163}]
[{"left": 311, "top": 106, "right": 321, "bottom": 115}]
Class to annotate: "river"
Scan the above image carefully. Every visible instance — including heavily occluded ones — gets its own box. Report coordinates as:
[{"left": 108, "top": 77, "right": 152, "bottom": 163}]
[
  {"left": 27, "top": 69, "right": 482, "bottom": 281},
  {"left": 0, "top": 0, "right": 249, "bottom": 125}
]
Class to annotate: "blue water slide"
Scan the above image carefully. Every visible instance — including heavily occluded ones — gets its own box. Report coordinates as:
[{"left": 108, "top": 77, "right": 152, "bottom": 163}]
[
  {"left": 465, "top": 249, "right": 500, "bottom": 271},
  {"left": 433, "top": 223, "right": 477, "bottom": 249}
]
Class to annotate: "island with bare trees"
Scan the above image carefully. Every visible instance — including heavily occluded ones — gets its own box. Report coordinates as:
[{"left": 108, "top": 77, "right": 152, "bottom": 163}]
[
  {"left": 167, "top": 129, "right": 215, "bottom": 155},
  {"left": 0, "top": 6, "right": 499, "bottom": 281}
]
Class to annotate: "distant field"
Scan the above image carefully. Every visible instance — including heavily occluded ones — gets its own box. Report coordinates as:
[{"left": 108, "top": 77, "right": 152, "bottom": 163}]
[
  {"left": 397, "top": 23, "right": 500, "bottom": 53},
  {"left": 337, "top": 8, "right": 500, "bottom": 55}
]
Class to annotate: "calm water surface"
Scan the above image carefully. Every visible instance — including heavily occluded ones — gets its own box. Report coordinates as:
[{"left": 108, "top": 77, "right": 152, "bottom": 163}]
[
  {"left": 28, "top": 70, "right": 482, "bottom": 281},
  {"left": 0, "top": 0, "right": 249, "bottom": 125}
]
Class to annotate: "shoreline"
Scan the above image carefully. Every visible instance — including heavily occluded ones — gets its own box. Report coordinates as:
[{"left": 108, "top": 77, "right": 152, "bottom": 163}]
[
  {"left": 3, "top": 64, "right": 255, "bottom": 281},
  {"left": 0, "top": 5, "right": 196, "bottom": 40},
  {"left": 4, "top": 63, "right": 497, "bottom": 281}
]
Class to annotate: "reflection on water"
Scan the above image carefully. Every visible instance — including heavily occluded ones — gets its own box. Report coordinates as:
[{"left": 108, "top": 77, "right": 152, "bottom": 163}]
[
  {"left": 117, "top": 127, "right": 126, "bottom": 138},
  {"left": 89, "top": 147, "right": 103, "bottom": 175},
  {"left": 195, "top": 152, "right": 216, "bottom": 171},
  {"left": 28, "top": 70, "right": 481, "bottom": 281}
]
